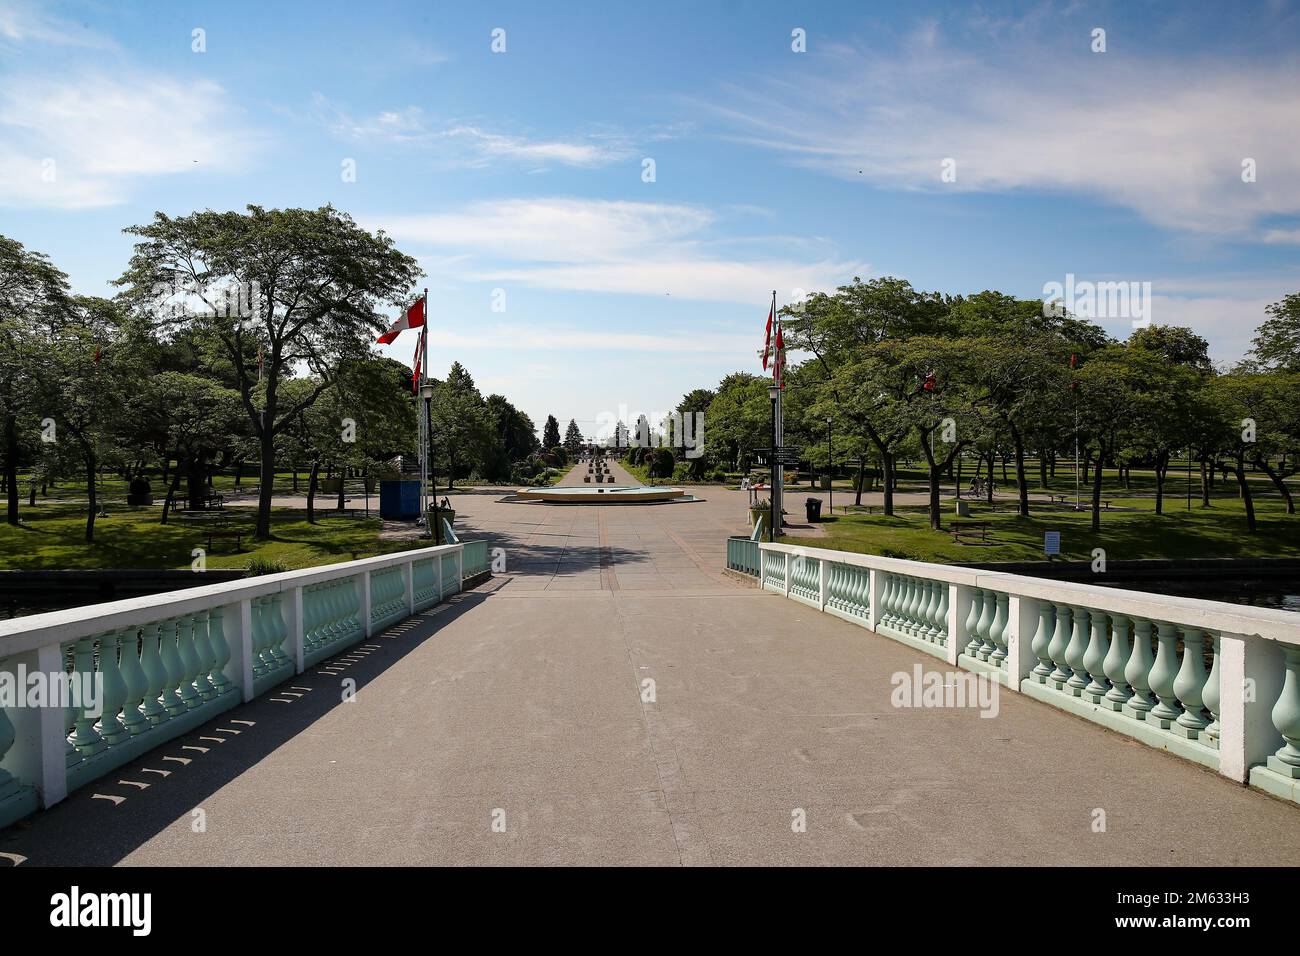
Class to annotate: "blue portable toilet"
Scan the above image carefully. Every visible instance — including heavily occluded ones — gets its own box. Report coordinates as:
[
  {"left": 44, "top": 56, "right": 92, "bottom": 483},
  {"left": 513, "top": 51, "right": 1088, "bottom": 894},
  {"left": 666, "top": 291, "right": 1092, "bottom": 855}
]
[{"left": 379, "top": 480, "right": 421, "bottom": 519}]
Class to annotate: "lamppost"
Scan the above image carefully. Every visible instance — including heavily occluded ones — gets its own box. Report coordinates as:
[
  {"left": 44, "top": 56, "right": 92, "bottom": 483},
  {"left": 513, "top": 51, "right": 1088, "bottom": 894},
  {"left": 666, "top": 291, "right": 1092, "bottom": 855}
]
[
  {"left": 419, "top": 382, "right": 436, "bottom": 542},
  {"left": 825, "top": 415, "right": 833, "bottom": 517}
]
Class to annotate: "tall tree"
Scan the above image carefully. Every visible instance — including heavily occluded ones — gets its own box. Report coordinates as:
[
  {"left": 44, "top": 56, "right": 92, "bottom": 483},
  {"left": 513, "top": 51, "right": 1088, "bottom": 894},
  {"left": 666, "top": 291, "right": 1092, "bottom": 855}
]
[
  {"left": 563, "top": 419, "right": 583, "bottom": 458},
  {"left": 542, "top": 414, "right": 561, "bottom": 450},
  {"left": 115, "top": 205, "right": 421, "bottom": 538}
]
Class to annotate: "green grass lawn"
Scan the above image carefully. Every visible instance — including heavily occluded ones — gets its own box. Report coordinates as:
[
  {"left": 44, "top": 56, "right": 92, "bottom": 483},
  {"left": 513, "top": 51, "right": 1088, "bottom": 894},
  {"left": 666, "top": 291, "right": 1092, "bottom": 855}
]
[
  {"left": 0, "top": 503, "right": 414, "bottom": 571},
  {"left": 800, "top": 497, "right": 1300, "bottom": 564}
]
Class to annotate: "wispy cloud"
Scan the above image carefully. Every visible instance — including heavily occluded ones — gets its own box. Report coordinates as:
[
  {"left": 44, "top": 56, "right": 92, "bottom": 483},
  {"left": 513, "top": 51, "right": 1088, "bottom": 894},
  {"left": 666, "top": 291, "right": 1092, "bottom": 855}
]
[
  {"left": 374, "top": 198, "right": 863, "bottom": 303},
  {"left": 0, "top": 71, "right": 262, "bottom": 208},
  {"left": 313, "top": 95, "right": 632, "bottom": 168},
  {"left": 0, "top": 0, "right": 116, "bottom": 49},
  {"left": 703, "top": 22, "right": 1300, "bottom": 241}
]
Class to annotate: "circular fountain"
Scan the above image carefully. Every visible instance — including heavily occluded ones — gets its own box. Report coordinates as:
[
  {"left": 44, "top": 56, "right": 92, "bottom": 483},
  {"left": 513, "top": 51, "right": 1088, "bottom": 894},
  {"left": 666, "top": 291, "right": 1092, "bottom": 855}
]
[{"left": 511, "top": 485, "right": 693, "bottom": 504}]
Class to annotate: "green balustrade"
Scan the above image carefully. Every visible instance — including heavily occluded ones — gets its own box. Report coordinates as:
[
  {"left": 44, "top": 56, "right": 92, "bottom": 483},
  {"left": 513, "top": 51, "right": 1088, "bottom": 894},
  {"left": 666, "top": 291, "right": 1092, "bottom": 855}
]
[
  {"left": 1172, "top": 628, "right": 1211, "bottom": 737},
  {"left": 1082, "top": 610, "right": 1111, "bottom": 703},
  {"left": 1267, "top": 646, "right": 1300, "bottom": 778}
]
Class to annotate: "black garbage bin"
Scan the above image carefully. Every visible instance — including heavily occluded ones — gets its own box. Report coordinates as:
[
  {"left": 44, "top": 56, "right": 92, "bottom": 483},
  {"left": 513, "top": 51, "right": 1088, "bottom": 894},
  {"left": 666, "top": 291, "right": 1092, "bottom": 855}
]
[{"left": 805, "top": 497, "right": 823, "bottom": 522}]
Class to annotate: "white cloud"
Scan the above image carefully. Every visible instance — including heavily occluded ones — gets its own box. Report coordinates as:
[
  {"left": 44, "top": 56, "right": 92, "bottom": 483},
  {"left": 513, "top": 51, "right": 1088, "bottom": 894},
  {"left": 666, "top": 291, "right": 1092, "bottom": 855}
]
[
  {"left": 375, "top": 198, "right": 863, "bottom": 303},
  {"left": 0, "top": 71, "right": 260, "bottom": 208},
  {"left": 704, "top": 25, "right": 1300, "bottom": 240},
  {"left": 314, "top": 96, "right": 630, "bottom": 168}
]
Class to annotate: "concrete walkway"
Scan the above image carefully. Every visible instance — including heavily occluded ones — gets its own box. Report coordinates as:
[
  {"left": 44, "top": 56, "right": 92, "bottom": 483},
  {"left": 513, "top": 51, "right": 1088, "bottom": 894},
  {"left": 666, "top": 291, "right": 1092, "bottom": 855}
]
[{"left": 3, "top": 482, "right": 1298, "bottom": 866}]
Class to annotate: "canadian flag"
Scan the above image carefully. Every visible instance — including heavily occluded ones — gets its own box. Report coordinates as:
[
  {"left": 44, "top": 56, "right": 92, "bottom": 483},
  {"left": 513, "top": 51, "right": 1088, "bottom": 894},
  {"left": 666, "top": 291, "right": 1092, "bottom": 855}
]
[
  {"left": 761, "top": 304, "right": 773, "bottom": 370},
  {"left": 378, "top": 295, "right": 426, "bottom": 345}
]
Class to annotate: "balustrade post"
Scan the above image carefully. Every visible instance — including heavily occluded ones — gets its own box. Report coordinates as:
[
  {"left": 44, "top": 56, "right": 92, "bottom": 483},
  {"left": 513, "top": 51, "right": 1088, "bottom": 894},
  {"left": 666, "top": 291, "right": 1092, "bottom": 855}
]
[
  {"left": 1005, "top": 595, "right": 1036, "bottom": 690},
  {"left": 867, "top": 569, "right": 883, "bottom": 632},
  {"left": 946, "top": 584, "right": 966, "bottom": 666},
  {"left": 37, "top": 643, "right": 68, "bottom": 806},
  {"left": 783, "top": 553, "right": 791, "bottom": 598},
  {"left": 1082, "top": 610, "right": 1112, "bottom": 704},
  {"left": 818, "top": 557, "right": 829, "bottom": 610},
  {"left": 1266, "top": 645, "right": 1300, "bottom": 781},
  {"left": 1217, "top": 631, "right": 1284, "bottom": 782}
]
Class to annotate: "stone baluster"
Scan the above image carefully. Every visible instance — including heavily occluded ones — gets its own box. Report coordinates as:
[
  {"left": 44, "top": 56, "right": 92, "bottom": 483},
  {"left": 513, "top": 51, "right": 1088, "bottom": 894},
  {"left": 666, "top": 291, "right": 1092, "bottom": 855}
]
[
  {"left": 1047, "top": 603, "right": 1073, "bottom": 689},
  {"left": 158, "top": 617, "right": 188, "bottom": 718},
  {"left": 988, "top": 592, "right": 1008, "bottom": 665},
  {"left": 1102, "top": 615, "right": 1132, "bottom": 712},
  {"left": 1147, "top": 622, "right": 1183, "bottom": 728},
  {"left": 1172, "top": 628, "right": 1211, "bottom": 738},
  {"left": 95, "top": 629, "right": 129, "bottom": 745},
  {"left": 69, "top": 636, "right": 106, "bottom": 757},
  {"left": 139, "top": 622, "right": 168, "bottom": 726},
  {"left": 1266, "top": 646, "right": 1300, "bottom": 780},
  {"left": 117, "top": 626, "right": 149, "bottom": 735},
  {"left": 1202, "top": 635, "right": 1222, "bottom": 747},
  {"left": 1064, "top": 605, "right": 1090, "bottom": 695},
  {"left": 209, "top": 607, "right": 233, "bottom": 692},
  {"left": 62, "top": 643, "right": 80, "bottom": 768},
  {"left": 975, "top": 589, "right": 997, "bottom": 660},
  {"left": 192, "top": 611, "right": 216, "bottom": 700},
  {"left": 964, "top": 589, "right": 984, "bottom": 658},
  {"left": 1123, "top": 618, "right": 1156, "bottom": 719},
  {"left": 175, "top": 614, "right": 202, "bottom": 710},
  {"left": 1082, "top": 610, "right": 1111, "bottom": 703},
  {"left": 1030, "top": 602, "right": 1055, "bottom": 682},
  {"left": 934, "top": 585, "right": 949, "bottom": 644}
]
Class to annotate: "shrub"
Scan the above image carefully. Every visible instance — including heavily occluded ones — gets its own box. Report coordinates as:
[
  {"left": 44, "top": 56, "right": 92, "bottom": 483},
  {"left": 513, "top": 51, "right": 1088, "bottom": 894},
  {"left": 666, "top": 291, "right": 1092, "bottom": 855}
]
[{"left": 243, "top": 556, "right": 289, "bottom": 577}]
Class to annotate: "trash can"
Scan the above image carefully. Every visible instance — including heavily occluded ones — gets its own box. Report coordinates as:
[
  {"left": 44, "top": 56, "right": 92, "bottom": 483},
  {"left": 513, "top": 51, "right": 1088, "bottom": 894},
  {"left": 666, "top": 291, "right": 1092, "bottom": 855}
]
[{"left": 805, "top": 497, "right": 823, "bottom": 522}]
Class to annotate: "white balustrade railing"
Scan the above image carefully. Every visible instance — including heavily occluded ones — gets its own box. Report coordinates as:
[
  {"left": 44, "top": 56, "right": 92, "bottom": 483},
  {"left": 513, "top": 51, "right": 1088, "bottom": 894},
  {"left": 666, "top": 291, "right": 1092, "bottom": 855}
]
[
  {"left": 758, "top": 541, "right": 1300, "bottom": 806},
  {"left": 0, "top": 543, "right": 467, "bottom": 829}
]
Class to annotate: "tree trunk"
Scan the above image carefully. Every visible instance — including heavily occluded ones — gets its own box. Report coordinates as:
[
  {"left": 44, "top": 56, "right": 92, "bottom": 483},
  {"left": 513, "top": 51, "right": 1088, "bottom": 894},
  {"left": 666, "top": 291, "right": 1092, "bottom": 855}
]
[
  {"left": 160, "top": 467, "right": 183, "bottom": 524},
  {"left": 1255, "top": 457, "right": 1295, "bottom": 514},
  {"left": 854, "top": 456, "right": 865, "bottom": 507},
  {"left": 4, "top": 411, "right": 19, "bottom": 525},
  {"left": 306, "top": 461, "right": 320, "bottom": 524},
  {"left": 292, "top": 467, "right": 298, "bottom": 494},
  {"left": 986, "top": 451, "right": 995, "bottom": 506},
  {"left": 1234, "top": 453, "right": 1257, "bottom": 532},
  {"left": 1090, "top": 446, "right": 1105, "bottom": 533},
  {"left": 84, "top": 448, "right": 97, "bottom": 543},
  {"left": 27, "top": 479, "right": 36, "bottom": 507},
  {"left": 881, "top": 452, "right": 895, "bottom": 516},
  {"left": 1038, "top": 450, "right": 1048, "bottom": 491},
  {"left": 336, "top": 468, "right": 346, "bottom": 511},
  {"left": 1010, "top": 424, "right": 1029, "bottom": 517},
  {"left": 1154, "top": 453, "right": 1167, "bottom": 515},
  {"left": 186, "top": 464, "right": 206, "bottom": 511},
  {"left": 1200, "top": 456, "right": 1211, "bottom": 506},
  {"left": 255, "top": 428, "right": 276, "bottom": 538}
]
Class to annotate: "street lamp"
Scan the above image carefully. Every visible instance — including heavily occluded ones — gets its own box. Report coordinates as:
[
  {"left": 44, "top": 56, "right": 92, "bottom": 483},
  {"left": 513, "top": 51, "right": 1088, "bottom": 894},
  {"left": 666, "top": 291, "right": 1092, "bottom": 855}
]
[
  {"left": 419, "top": 382, "right": 436, "bottom": 542},
  {"left": 825, "top": 415, "right": 833, "bottom": 517}
]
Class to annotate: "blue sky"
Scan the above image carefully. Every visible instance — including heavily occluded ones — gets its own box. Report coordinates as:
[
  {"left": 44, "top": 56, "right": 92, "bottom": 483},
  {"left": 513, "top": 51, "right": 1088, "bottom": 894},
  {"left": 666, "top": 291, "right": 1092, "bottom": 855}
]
[{"left": 3, "top": 0, "right": 1299, "bottom": 439}]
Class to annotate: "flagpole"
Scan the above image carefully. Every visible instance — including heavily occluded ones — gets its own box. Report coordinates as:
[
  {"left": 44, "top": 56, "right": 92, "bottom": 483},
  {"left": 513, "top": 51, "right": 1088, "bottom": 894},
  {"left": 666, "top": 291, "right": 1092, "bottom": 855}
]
[{"left": 772, "top": 289, "right": 783, "bottom": 542}]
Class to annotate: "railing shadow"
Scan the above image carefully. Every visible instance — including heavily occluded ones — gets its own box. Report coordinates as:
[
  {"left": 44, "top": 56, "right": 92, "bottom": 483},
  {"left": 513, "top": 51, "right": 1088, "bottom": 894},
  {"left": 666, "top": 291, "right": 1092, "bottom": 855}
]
[{"left": 0, "top": 586, "right": 494, "bottom": 867}]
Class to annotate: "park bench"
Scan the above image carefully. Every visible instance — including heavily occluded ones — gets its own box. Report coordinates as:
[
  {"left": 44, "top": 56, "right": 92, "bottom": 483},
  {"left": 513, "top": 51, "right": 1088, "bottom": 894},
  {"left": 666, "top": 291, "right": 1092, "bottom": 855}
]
[
  {"left": 950, "top": 520, "right": 992, "bottom": 544},
  {"left": 204, "top": 528, "right": 244, "bottom": 552}
]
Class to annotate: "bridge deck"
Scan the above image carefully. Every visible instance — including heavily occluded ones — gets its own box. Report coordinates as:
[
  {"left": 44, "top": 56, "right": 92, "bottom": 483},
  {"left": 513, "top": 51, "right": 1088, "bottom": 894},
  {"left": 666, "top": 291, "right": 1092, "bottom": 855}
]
[{"left": 3, "top": 482, "right": 1297, "bottom": 866}]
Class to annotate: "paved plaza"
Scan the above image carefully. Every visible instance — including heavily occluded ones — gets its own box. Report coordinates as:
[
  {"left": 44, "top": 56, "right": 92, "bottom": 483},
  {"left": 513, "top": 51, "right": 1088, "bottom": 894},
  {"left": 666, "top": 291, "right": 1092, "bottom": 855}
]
[{"left": 4, "top": 467, "right": 1299, "bottom": 866}]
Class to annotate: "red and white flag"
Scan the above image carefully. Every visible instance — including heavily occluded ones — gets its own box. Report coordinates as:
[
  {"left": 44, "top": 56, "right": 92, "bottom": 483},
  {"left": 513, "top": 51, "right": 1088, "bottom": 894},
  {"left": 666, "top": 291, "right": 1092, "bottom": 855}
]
[
  {"left": 761, "top": 304, "right": 773, "bottom": 370},
  {"left": 378, "top": 295, "right": 426, "bottom": 345},
  {"left": 773, "top": 326, "right": 785, "bottom": 387},
  {"left": 411, "top": 326, "right": 424, "bottom": 393}
]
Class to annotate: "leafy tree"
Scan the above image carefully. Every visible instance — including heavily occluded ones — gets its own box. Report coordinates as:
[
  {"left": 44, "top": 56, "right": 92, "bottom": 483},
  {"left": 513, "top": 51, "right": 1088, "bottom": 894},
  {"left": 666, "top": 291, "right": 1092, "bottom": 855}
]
[
  {"left": 115, "top": 204, "right": 421, "bottom": 538},
  {"left": 427, "top": 362, "right": 492, "bottom": 490},
  {"left": 0, "top": 235, "right": 72, "bottom": 525},
  {"left": 1250, "top": 293, "right": 1300, "bottom": 372},
  {"left": 1127, "top": 324, "right": 1213, "bottom": 373}
]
